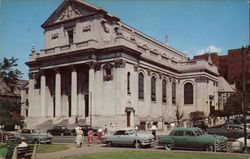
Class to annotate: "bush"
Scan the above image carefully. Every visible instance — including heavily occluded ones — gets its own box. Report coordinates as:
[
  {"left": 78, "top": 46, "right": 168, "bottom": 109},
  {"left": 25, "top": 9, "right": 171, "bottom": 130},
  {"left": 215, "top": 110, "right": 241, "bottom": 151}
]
[{"left": 189, "top": 111, "right": 206, "bottom": 121}]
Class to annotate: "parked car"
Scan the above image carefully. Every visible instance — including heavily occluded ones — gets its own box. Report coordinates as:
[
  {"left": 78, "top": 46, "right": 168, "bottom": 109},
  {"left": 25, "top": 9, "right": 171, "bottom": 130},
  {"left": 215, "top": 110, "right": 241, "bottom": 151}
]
[
  {"left": 158, "top": 128, "right": 227, "bottom": 152},
  {"left": 101, "top": 128, "right": 154, "bottom": 148},
  {"left": 0, "top": 130, "right": 15, "bottom": 142},
  {"left": 230, "top": 135, "right": 250, "bottom": 152},
  {"left": 207, "top": 124, "right": 250, "bottom": 140},
  {"left": 72, "top": 125, "right": 98, "bottom": 136},
  {"left": 47, "top": 126, "right": 72, "bottom": 136},
  {"left": 15, "top": 129, "right": 53, "bottom": 144},
  {"left": 192, "top": 120, "right": 208, "bottom": 131}
]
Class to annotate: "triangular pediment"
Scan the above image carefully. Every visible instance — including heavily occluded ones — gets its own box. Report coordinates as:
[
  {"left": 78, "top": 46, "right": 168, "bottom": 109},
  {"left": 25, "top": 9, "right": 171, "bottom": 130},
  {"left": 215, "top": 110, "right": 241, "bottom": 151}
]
[{"left": 42, "top": 0, "right": 104, "bottom": 28}]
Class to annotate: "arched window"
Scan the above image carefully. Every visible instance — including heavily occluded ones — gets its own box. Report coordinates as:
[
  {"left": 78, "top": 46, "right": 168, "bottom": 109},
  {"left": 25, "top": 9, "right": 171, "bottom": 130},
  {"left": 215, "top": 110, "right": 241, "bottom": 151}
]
[
  {"left": 138, "top": 73, "right": 144, "bottom": 99},
  {"left": 151, "top": 76, "right": 156, "bottom": 101},
  {"left": 127, "top": 72, "right": 131, "bottom": 94},
  {"left": 172, "top": 82, "right": 176, "bottom": 105},
  {"left": 184, "top": 83, "right": 193, "bottom": 104},
  {"left": 162, "top": 80, "right": 167, "bottom": 103}
]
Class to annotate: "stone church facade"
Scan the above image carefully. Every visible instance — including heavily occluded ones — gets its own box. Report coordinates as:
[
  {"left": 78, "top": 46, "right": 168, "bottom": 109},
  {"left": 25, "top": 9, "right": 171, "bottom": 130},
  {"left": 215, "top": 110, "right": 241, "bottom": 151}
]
[{"left": 25, "top": 0, "right": 219, "bottom": 129}]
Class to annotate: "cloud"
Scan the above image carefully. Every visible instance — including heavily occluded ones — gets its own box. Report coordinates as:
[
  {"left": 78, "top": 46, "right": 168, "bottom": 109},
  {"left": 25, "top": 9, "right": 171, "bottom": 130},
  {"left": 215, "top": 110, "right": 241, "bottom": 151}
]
[{"left": 197, "top": 45, "right": 222, "bottom": 55}]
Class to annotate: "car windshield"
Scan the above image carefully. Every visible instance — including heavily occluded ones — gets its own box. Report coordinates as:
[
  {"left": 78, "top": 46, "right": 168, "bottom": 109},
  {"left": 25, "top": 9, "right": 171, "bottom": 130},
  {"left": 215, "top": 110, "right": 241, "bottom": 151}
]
[{"left": 127, "top": 129, "right": 138, "bottom": 134}]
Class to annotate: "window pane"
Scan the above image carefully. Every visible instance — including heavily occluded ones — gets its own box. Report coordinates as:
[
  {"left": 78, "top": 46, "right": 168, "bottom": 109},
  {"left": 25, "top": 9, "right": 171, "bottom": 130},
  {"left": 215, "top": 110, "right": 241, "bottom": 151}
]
[
  {"left": 172, "top": 82, "right": 176, "bottom": 104},
  {"left": 138, "top": 73, "right": 144, "bottom": 99},
  {"left": 162, "top": 80, "right": 167, "bottom": 103},
  {"left": 151, "top": 76, "right": 156, "bottom": 101},
  {"left": 184, "top": 83, "right": 193, "bottom": 104}
]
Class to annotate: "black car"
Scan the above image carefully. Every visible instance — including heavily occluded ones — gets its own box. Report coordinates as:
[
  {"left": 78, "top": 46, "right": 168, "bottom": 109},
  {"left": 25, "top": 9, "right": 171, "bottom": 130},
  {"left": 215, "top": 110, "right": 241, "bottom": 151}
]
[
  {"left": 72, "top": 125, "right": 98, "bottom": 136},
  {"left": 192, "top": 120, "right": 208, "bottom": 131},
  {"left": 47, "top": 126, "right": 72, "bottom": 136}
]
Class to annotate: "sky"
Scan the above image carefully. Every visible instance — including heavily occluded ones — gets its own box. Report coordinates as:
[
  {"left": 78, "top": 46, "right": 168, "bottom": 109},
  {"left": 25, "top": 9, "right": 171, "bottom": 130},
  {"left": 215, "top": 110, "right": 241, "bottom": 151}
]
[{"left": 0, "top": 0, "right": 249, "bottom": 80}]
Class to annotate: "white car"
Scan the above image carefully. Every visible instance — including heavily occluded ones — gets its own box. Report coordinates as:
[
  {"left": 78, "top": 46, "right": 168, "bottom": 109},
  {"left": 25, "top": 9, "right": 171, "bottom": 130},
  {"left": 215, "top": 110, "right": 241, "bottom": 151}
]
[
  {"left": 230, "top": 136, "right": 250, "bottom": 152},
  {"left": 101, "top": 128, "right": 154, "bottom": 148}
]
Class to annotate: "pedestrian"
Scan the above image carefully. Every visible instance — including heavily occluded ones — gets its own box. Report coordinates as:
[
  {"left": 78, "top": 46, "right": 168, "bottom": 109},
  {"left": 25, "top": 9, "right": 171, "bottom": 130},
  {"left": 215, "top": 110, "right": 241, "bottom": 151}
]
[
  {"left": 87, "top": 128, "right": 94, "bottom": 146},
  {"left": 18, "top": 136, "right": 28, "bottom": 147},
  {"left": 97, "top": 127, "right": 103, "bottom": 144},
  {"left": 104, "top": 124, "right": 108, "bottom": 134},
  {"left": 151, "top": 124, "right": 157, "bottom": 140},
  {"left": 75, "top": 126, "right": 84, "bottom": 148}
]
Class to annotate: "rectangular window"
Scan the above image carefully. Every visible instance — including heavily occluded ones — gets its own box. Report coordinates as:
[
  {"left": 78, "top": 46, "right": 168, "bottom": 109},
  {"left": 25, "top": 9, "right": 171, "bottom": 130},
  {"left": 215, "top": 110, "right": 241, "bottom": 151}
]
[{"left": 68, "top": 30, "right": 74, "bottom": 44}]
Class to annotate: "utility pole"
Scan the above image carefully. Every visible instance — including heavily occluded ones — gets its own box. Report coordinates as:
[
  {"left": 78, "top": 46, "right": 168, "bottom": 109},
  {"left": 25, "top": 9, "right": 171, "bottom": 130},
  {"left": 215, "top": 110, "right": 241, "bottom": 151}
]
[{"left": 242, "top": 46, "right": 247, "bottom": 153}]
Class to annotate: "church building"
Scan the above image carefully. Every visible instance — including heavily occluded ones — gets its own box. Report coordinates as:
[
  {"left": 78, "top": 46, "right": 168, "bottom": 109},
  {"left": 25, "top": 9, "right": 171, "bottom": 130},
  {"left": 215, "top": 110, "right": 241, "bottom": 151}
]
[{"left": 25, "top": 0, "right": 219, "bottom": 129}]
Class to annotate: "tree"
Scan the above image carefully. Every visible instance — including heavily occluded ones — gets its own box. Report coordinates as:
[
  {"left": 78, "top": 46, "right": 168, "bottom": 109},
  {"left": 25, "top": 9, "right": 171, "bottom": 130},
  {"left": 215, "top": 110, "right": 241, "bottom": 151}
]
[
  {"left": 0, "top": 57, "right": 23, "bottom": 130},
  {"left": 0, "top": 57, "right": 22, "bottom": 95},
  {"left": 189, "top": 111, "right": 206, "bottom": 121},
  {"left": 224, "top": 92, "right": 243, "bottom": 116}
]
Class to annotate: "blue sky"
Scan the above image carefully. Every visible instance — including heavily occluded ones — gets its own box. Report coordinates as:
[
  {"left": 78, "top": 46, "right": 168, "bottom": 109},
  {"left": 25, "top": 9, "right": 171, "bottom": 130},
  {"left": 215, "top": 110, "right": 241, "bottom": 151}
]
[{"left": 0, "top": 0, "right": 249, "bottom": 80}]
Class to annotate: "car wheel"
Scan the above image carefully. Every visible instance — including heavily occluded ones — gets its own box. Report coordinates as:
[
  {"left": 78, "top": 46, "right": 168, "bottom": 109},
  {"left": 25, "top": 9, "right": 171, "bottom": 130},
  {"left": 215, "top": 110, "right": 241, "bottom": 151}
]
[
  {"left": 60, "top": 133, "right": 64, "bottom": 136},
  {"left": 205, "top": 144, "right": 214, "bottom": 152},
  {"left": 164, "top": 143, "right": 173, "bottom": 150},
  {"left": 106, "top": 141, "right": 112, "bottom": 147},
  {"left": 134, "top": 140, "right": 141, "bottom": 149},
  {"left": 34, "top": 139, "right": 39, "bottom": 144}
]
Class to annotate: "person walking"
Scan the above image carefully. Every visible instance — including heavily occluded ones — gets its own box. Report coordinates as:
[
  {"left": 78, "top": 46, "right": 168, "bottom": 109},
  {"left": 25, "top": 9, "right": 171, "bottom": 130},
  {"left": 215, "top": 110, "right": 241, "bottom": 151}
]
[
  {"left": 97, "top": 127, "right": 103, "bottom": 144},
  {"left": 151, "top": 124, "right": 157, "bottom": 140},
  {"left": 75, "top": 126, "right": 84, "bottom": 148},
  {"left": 87, "top": 128, "right": 94, "bottom": 146},
  {"left": 104, "top": 124, "right": 108, "bottom": 134}
]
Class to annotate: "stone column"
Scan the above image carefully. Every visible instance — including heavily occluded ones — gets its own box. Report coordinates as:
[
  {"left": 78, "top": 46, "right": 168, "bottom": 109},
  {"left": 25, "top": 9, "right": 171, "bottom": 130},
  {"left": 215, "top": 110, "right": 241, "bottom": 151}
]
[
  {"left": 28, "top": 73, "right": 34, "bottom": 117},
  {"left": 71, "top": 67, "right": 77, "bottom": 117},
  {"left": 55, "top": 70, "right": 61, "bottom": 117},
  {"left": 88, "top": 62, "right": 95, "bottom": 126},
  {"left": 40, "top": 72, "right": 46, "bottom": 117}
]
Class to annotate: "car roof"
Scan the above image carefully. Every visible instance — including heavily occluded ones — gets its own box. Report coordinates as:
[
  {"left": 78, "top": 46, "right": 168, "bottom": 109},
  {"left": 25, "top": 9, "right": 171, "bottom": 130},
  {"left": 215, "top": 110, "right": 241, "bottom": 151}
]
[
  {"left": 115, "top": 128, "right": 135, "bottom": 131},
  {"left": 173, "top": 128, "right": 201, "bottom": 131}
]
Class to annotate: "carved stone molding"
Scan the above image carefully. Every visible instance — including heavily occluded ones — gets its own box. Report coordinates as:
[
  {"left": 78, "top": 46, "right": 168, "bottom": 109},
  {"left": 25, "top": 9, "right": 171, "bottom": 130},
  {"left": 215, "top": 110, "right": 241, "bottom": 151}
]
[
  {"left": 95, "top": 62, "right": 101, "bottom": 71},
  {"left": 195, "top": 76, "right": 208, "bottom": 83},
  {"left": 114, "top": 26, "right": 123, "bottom": 36},
  {"left": 103, "top": 63, "right": 113, "bottom": 70},
  {"left": 133, "top": 64, "right": 139, "bottom": 72},
  {"left": 51, "top": 33, "right": 59, "bottom": 40},
  {"left": 101, "top": 20, "right": 109, "bottom": 33},
  {"left": 103, "top": 75, "right": 113, "bottom": 81},
  {"left": 158, "top": 73, "right": 162, "bottom": 79},
  {"left": 82, "top": 25, "right": 91, "bottom": 32},
  {"left": 86, "top": 61, "right": 96, "bottom": 69},
  {"left": 146, "top": 69, "right": 151, "bottom": 76},
  {"left": 114, "top": 59, "right": 126, "bottom": 68}
]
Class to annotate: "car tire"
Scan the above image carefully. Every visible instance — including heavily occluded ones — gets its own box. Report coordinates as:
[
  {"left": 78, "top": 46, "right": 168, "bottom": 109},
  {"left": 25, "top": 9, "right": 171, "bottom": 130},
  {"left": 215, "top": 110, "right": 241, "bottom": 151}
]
[
  {"left": 106, "top": 141, "right": 112, "bottom": 147},
  {"left": 60, "top": 133, "right": 64, "bottom": 136},
  {"left": 164, "top": 143, "right": 173, "bottom": 150},
  {"left": 34, "top": 139, "right": 39, "bottom": 144},
  {"left": 134, "top": 140, "right": 141, "bottom": 149},
  {"left": 205, "top": 144, "right": 214, "bottom": 152}
]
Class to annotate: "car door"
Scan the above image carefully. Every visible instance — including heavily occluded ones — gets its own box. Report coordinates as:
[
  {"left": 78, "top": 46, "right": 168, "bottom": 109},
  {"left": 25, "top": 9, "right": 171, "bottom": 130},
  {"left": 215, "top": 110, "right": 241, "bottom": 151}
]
[
  {"left": 112, "top": 130, "right": 124, "bottom": 145},
  {"left": 183, "top": 131, "right": 197, "bottom": 148},
  {"left": 119, "top": 131, "right": 133, "bottom": 145},
  {"left": 171, "top": 130, "right": 185, "bottom": 147}
]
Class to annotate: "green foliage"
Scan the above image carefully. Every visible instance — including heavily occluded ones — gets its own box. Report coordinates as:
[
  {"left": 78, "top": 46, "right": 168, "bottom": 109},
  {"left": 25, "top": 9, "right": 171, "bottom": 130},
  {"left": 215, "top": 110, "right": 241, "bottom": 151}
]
[
  {"left": 189, "top": 111, "right": 206, "bottom": 121},
  {"left": 0, "top": 98, "right": 24, "bottom": 129},
  {"left": 224, "top": 92, "right": 243, "bottom": 116},
  {"left": 0, "top": 57, "right": 22, "bottom": 95}
]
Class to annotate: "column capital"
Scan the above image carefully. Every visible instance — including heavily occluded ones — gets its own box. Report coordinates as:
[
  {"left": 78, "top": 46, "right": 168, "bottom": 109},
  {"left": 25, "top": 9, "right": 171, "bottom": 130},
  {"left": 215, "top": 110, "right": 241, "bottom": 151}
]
[
  {"left": 114, "top": 59, "right": 126, "bottom": 68},
  {"left": 53, "top": 67, "right": 62, "bottom": 74}
]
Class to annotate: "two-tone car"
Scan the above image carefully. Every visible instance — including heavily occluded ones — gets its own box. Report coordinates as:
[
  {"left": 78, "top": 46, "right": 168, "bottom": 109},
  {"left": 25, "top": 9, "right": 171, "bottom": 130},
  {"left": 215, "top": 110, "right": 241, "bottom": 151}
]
[
  {"left": 16, "top": 129, "right": 53, "bottom": 144},
  {"left": 207, "top": 124, "right": 250, "bottom": 140},
  {"left": 101, "top": 128, "right": 154, "bottom": 148},
  {"left": 158, "top": 128, "right": 227, "bottom": 152}
]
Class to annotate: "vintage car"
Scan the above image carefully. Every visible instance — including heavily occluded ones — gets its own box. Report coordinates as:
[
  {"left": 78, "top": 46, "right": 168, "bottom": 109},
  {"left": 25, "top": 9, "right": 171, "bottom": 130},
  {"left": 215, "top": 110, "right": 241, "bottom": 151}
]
[
  {"left": 47, "top": 126, "right": 72, "bottom": 136},
  {"left": 0, "top": 130, "right": 15, "bottom": 142},
  {"left": 158, "top": 128, "right": 227, "bottom": 151},
  {"left": 230, "top": 136, "right": 250, "bottom": 152},
  {"left": 207, "top": 124, "right": 250, "bottom": 140},
  {"left": 16, "top": 129, "right": 53, "bottom": 144},
  {"left": 101, "top": 128, "right": 154, "bottom": 148}
]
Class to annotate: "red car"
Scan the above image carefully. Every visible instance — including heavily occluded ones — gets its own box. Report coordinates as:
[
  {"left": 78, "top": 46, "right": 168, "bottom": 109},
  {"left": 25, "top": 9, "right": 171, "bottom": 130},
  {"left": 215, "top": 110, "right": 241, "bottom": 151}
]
[{"left": 0, "top": 130, "right": 15, "bottom": 142}]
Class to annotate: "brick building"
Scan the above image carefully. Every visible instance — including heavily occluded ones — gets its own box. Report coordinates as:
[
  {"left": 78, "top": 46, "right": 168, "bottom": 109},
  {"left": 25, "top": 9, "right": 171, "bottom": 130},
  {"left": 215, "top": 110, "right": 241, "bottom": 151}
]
[{"left": 194, "top": 47, "right": 250, "bottom": 91}]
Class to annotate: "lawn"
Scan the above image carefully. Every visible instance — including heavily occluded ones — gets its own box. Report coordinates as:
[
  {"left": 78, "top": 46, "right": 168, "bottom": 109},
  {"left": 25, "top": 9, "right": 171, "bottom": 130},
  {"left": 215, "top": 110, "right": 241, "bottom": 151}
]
[
  {"left": 0, "top": 143, "right": 70, "bottom": 158},
  {"left": 63, "top": 150, "right": 250, "bottom": 159}
]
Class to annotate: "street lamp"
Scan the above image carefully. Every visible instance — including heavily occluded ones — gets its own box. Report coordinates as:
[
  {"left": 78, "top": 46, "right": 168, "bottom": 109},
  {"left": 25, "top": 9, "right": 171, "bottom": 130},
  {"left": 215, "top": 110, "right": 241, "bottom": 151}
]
[{"left": 242, "top": 46, "right": 250, "bottom": 153}]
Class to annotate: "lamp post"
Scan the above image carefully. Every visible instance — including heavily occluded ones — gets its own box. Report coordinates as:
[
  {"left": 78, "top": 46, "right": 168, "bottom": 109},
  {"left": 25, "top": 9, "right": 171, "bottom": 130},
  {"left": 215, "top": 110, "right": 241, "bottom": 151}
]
[{"left": 242, "top": 46, "right": 250, "bottom": 153}]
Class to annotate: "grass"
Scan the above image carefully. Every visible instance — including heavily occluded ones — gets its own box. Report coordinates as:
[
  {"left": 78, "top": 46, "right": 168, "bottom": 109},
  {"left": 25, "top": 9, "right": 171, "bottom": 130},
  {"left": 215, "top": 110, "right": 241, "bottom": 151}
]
[
  {"left": 63, "top": 150, "right": 250, "bottom": 159},
  {"left": 0, "top": 143, "right": 70, "bottom": 158}
]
